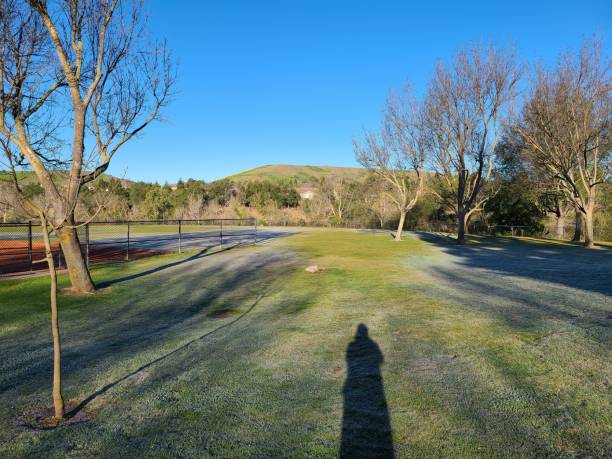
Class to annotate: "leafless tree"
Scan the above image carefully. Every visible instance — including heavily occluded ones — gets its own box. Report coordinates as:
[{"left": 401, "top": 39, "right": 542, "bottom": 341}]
[
  {"left": 319, "top": 177, "right": 356, "bottom": 224},
  {"left": 516, "top": 39, "right": 610, "bottom": 248},
  {"left": 1, "top": 137, "right": 89, "bottom": 420},
  {"left": 363, "top": 175, "right": 393, "bottom": 229},
  {"left": 430, "top": 172, "right": 500, "bottom": 235},
  {"left": 0, "top": 0, "right": 174, "bottom": 422},
  {"left": 549, "top": 192, "right": 572, "bottom": 240},
  {"left": 355, "top": 90, "right": 427, "bottom": 240},
  {"left": 423, "top": 43, "right": 520, "bottom": 243},
  {"left": 541, "top": 181, "right": 575, "bottom": 240},
  {"left": 571, "top": 207, "right": 583, "bottom": 242},
  {"left": 0, "top": 0, "right": 175, "bottom": 292}
]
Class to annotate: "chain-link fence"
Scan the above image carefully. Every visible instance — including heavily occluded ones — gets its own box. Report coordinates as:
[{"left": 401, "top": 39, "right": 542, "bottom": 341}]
[
  {"left": 465, "top": 223, "right": 610, "bottom": 241},
  {"left": 0, "top": 218, "right": 257, "bottom": 276}
]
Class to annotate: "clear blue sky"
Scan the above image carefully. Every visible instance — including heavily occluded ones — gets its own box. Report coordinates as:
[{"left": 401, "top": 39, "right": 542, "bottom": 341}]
[{"left": 108, "top": 0, "right": 610, "bottom": 183}]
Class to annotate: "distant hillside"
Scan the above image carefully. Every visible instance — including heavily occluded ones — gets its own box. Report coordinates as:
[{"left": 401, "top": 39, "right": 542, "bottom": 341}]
[
  {"left": 2, "top": 164, "right": 368, "bottom": 188},
  {"left": 226, "top": 164, "right": 367, "bottom": 186},
  {"left": 0, "top": 170, "right": 134, "bottom": 188}
]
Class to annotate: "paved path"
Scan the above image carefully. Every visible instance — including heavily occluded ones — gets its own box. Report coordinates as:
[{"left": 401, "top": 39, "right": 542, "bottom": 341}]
[{"left": 88, "top": 229, "right": 290, "bottom": 252}]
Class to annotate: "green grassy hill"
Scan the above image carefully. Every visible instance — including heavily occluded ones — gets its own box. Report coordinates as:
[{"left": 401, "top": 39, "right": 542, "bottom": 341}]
[
  {"left": 3, "top": 165, "right": 368, "bottom": 188},
  {"left": 226, "top": 164, "right": 367, "bottom": 186},
  {"left": 0, "top": 170, "right": 134, "bottom": 188}
]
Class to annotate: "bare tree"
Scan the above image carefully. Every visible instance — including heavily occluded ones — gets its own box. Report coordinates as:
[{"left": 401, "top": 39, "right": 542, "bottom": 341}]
[
  {"left": 572, "top": 207, "right": 583, "bottom": 242},
  {"left": 548, "top": 191, "right": 572, "bottom": 240},
  {"left": 1, "top": 139, "right": 77, "bottom": 420},
  {"left": 516, "top": 39, "right": 610, "bottom": 248},
  {"left": 424, "top": 43, "right": 520, "bottom": 243},
  {"left": 319, "top": 177, "right": 356, "bottom": 224},
  {"left": 355, "top": 90, "right": 427, "bottom": 241},
  {"left": 430, "top": 172, "right": 499, "bottom": 235},
  {"left": 0, "top": 0, "right": 175, "bottom": 292},
  {"left": 363, "top": 174, "right": 393, "bottom": 229},
  {"left": 540, "top": 181, "right": 575, "bottom": 240},
  {"left": 38, "top": 210, "right": 64, "bottom": 419}
]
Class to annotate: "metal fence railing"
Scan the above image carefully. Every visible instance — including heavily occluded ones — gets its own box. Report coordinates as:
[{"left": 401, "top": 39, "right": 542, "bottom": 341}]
[
  {"left": 465, "top": 223, "right": 610, "bottom": 241},
  {"left": 0, "top": 218, "right": 257, "bottom": 276},
  {"left": 467, "top": 224, "right": 535, "bottom": 238}
]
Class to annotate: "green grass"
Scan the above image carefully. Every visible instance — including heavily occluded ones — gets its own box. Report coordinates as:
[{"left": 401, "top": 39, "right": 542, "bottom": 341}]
[
  {"left": 227, "top": 164, "right": 367, "bottom": 185},
  {"left": 0, "top": 230, "right": 610, "bottom": 457}
]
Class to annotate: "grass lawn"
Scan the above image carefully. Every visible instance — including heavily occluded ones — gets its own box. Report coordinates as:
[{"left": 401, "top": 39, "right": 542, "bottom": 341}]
[{"left": 0, "top": 229, "right": 610, "bottom": 457}]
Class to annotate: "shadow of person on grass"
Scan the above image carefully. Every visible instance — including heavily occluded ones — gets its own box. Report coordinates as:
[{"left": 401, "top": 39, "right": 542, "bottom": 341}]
[{"left": 341, "top": 324, "right": 394, "bottom": 458}]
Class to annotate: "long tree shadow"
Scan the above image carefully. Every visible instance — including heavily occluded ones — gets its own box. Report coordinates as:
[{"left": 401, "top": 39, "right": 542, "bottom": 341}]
[
  {"left": 96, "top": 230, "right": 295, "bottom": 289},
  {"left": 59, "top": 290, "right": 269, "bottom": 422},
  {"left": 96, "top": 243, "right": 240, "bottom": 288},
  {"left": 426, "top": 265, "right": 611, "bottom": 343},
  {"left": 0, "top": 249, "right": 296, "bottom": 394},
  {"left": 413, "top": 232, "right": 612, "bottom": 296},
  {"left": 341, "top": 324, "right": 394, "bottom": 458},
  {"left": 408, "top": 232, "right": 611, "bottom": 346}
]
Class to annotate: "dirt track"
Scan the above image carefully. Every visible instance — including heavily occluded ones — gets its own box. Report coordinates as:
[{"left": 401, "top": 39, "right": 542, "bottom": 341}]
[{"left": 0, "top": 240, "right": 168, "bottom": 275}]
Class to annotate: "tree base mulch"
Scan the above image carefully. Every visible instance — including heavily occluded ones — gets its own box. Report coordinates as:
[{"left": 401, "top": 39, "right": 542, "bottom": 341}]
[{"left": 17, "top": 400, "right": 93, "bottom": 431}]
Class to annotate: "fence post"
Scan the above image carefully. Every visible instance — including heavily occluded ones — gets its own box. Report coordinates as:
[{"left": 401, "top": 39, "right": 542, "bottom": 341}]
[
  {"left": 85, "top": 223, "right": 90, "bottom": 267},
  {"left": 220, "top": 219, "right": 223, "bottom": 246},
  {"left": 511, "top": 225, "right": 515, "bottom": 237},
  {"left": 253, "top": 218, "right": 257, "bottom": 244},
  {"left": 178, "top": 219, "right": 182, "bottom": 254},
  {"left": 28, "top": 221, "right": 33, "bottom": 272},
  {"left": 126, "top": 221, "right": 130, "bottom": 261}
]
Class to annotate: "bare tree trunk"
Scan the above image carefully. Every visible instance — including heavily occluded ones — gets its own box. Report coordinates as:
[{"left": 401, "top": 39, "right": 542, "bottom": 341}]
[
  {"left": 58, "top": 226, "right": 95, "bottom": 294},
  {"left": 583, "top": 203, "right": 595, "bottom": 249},
  {"left": 457, "top": 210, "right": 466, "bottom": 244},
  {"left": 555, "top": 213, "right": 566, "bottom": 240},
  {"left": 395, "top": 211, "right": 406, "bottom": 241},
  {"left": 463, "top": 212, "right": 471, "bottom": 235},
  {"left": 572, "top": 208, "right": 582, "bottom": 242},
  {"left": 41, "top": 216, "right": 64, "bottom": 419}
]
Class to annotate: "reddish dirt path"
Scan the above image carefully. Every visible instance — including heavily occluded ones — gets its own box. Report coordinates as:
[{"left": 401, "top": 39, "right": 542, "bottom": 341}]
[{"left": 0, "top": 240, "right": 168, "bottom": 276}]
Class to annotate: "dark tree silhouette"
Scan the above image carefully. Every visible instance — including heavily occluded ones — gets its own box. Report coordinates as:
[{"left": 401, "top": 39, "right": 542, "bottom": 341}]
[{"left": 341, "top": 324, "right": 394, "bottom": 458}]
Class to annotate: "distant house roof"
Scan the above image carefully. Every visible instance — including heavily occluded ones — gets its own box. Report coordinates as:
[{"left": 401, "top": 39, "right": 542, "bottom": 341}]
[{"left": 296, "top": 186, "right": 317, "bottom": 199}]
